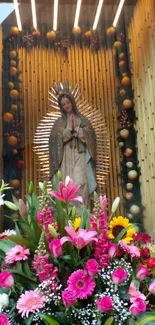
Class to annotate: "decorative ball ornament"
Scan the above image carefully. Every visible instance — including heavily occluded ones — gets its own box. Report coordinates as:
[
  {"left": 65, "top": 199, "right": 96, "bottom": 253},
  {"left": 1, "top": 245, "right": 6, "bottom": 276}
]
[
  {"left": 130, "top": 205, "right": 141, "bottom": 215},
  {"left": 128, "top": 170, "right": 138, "bottom": 180},
  {"left": 120, "top": 89, "right": 126, "bottom": 96},
  {"left": 9, "top": 50, "right": 17, "bottom": 59},
  {"left": 123, "top": 99, "right": 133, "bottom": 109},
  {"left": 114, "top": 41, "right": 122, "bottom": 49},
  {"left": 10, "top": 60, "right": 17, "bottom": 66},
  {"left": 119, "top": 142, "right": 124, "bottom": 148},
  {"left": 72, "top": 26, "right": 82, "bottom": 36},
  {"left": 120, "top": 129, "right": 130, "bottom": 139},
  {"left": 8, "top": 135, "right": 18, "bottom": 146},
  {"left": 127, "top": 213, "right": 133, "bottom": 219},
  {"left": 10, "top": 179, "right": 20, "bottom": 188},
  {"left": 32, "top": 29, "right": 41, "bottom": 38},
  {"left": 11, "top": 212, "right": 19, "bottom": 219},
  {"left": 46, "top": 31, "right": 56, "bottom": 40},
  {"left": 84, "top": 30, "right": 92, "bottom": 39},
  {"left": 12, "top": 149, "right": 18, "bottom": 155},
  {"left": 119, "top": 61, "right": 127, "bottom": 69},
  {"left": 3, "top": 112, "right": 13, "bottom": 122},
  {"left": 14, "top": 190, "right": 20, "bottom": 197},
  {"left": 10, "top": 26, "right": 19, "bottom": 37},
  {"left": 8, "top": 82, "right": 15, "bottom": 89},
  {"left": 106, "top": 26, "right": 116, "bottom": 37},
  {"left": 126, "top": 183, "right": 133, "bottom": 190},
  {"left": 10, "top": 67, "right": 18, "bottom": 76},
  {"left": 124, "top": 148, "right": 133, "bottom": 157},
  {"left": 119, "top": 53, "right": 125, "bottom": 60},
  {"left": 125, "top": 192, "right": 134, "bottom": 200},
  {"left": 11, "top": 104, "right": 18, "bottom": 111},
  {"left": 10, "top": 89, "right": 19, "bottom": 100},
  {"left": 16, "top": 160, "right": 24, "bottom": 170},
  {"left": 126, "top": 161, "right": 134, "bottom": 168},
  {"left": 121, "top": 76, "right": 131, "bottom": 87}
]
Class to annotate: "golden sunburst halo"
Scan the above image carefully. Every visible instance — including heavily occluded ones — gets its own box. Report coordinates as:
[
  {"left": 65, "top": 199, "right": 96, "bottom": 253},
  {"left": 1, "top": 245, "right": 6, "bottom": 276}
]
[
  {"left": 108, "top": 216, "right": 135, "bottom": 243},
  {"left": 73, "top": 217, "right": 81, "bottom": 231}
]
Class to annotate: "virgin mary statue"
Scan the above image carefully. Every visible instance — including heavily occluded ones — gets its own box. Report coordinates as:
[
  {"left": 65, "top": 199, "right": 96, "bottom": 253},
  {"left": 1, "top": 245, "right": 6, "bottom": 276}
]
[{"left": 49, "top": 92, "right": 97, "bottom": 208}]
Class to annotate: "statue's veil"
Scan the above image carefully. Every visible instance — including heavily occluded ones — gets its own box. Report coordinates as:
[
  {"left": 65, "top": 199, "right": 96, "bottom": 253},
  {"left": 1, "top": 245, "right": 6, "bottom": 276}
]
[{"left": 33, "top": 81, "right": 110, "bottom": 194}]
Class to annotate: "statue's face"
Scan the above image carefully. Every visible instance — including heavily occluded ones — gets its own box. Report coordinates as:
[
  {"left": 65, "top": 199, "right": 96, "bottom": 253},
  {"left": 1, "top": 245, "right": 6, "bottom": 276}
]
[{"left": 60, "top": 97, "right": 73, "bottom": 114}]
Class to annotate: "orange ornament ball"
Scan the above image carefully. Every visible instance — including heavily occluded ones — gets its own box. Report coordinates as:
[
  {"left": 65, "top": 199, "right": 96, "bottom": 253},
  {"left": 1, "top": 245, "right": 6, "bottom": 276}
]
[
  {"left": 123, "top": 99, "right": 133, "bottom": 109},
  {"left": 121, "top": 76, "right": 131, "bottom": 87},
  {"left": 106, "top": 26, "right": 116, "bottom": 37},
  {"left": 12, "top": 149, "right": 18, "bottom": 155},
  {"left": 10, "top": 179, "right": 20, "bottom": 188},
  {"left": 32, "top": 29, "right": 41, "bottom": 38},
  {"left": 126, "top": 192, "right": 134, "bottom": 200},
  {"left": 128, "top": 170, "right": 138, "bottom": 180},
  {"left": 126, "top": 183, "right": 133, "bottom": 190},
  {"left": 72, "top": 26, "right": 82, "bottom": 36},
  {"left": 9, "top": 50, "right": 17, "bottom": 59},
  {"left": 84, "top": 30, "right": 92, "bottom": 39},
  {"left": 8, "top": 82, "right": 15, "bottom": 89},
  {"left": 10, "top": 67, "right": 17, "bottom": 76},
  {"left": 119, "top": 53, "right": 125, "bottom": 60},
  {"left": 10, "top": 89, "right": 19, "bottom": 100},
  {"left": 124, "top": 148, "right": 133, "bottom": 157},
  {"left": 120, "top": 129, "right": 130, "bottom": 139},
  {"left": 46, "top": 31, "right": 56, "bottom": 40},
  {"left": 8, "top": 135, "right": 18, "bottom": 146},
  {"left": 10, "top": 60, "right": 17, "bottom": 66},
  {"left": 3, "top": 112, "right": 13, "bottom": 122},
  {"left": 122, "top": 72, "right": 128, "bottom": 77},
  {"left": 114, "top": 41, "right": 122, "bottom": 49},
  {"left": 120, "top": 89, "right": 126, "bottom": 96},
  {"left": 119, "top": 60, "right": 127, "bottom": 69},
  {"left": 10, "top": 26, "right": 19, "bottom": 37},
  {"left": 11, "top": 104, "right": 18, "bottom": 111}
]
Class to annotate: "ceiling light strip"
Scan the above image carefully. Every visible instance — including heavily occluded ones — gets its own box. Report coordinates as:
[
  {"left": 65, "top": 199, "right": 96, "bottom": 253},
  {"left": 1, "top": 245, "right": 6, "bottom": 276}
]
[
  {"left": 93, "top": 0, "right": 104, "bottom": 30},
  {"left": 53, "top": 0, "right": 59, "bottom": 31},
  {"left": 13, "top": 0, "right": 22, "bottom": 31},
  {"left": 113, "top": 0, "right": 125, "bottom": 27},
  {"left": 31, "top": 0, "right": 37, "bottom": 30},
  {"left": 74, "top": 0, "right": 82, "bottom": 28}
]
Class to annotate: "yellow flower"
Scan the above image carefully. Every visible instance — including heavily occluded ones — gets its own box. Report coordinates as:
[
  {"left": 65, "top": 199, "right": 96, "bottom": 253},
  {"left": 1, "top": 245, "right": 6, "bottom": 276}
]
[
  {"left": 108, "top": 216, "right": 135, "bottom": 243},
  {"left": 73, "top": 217, "right": 81, "bottom": 231}
]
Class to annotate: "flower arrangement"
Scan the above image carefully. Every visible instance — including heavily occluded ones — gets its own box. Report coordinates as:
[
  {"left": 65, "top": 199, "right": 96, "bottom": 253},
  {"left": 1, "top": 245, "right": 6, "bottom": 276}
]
[{"left": 0, "top": 175, "right": 155, "bottom": 325}]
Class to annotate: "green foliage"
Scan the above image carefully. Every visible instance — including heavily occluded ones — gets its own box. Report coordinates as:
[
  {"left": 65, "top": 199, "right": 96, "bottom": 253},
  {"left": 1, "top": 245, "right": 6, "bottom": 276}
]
[
  {"left": 39, "top": 314, "right": 60, "bottom": 325},
  {"left": 104, "top": 317, "right": 114, "bottom": 325},
  {"left": 136, "top": 312, "right": 155, "bottom": 325}
]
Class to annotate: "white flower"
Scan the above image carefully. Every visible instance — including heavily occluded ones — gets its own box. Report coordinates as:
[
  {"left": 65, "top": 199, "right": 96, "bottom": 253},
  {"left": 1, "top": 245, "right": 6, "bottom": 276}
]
[
  {"left": 0, "top": 293, "right": 9, "bottom": 312},
  {"left": 0, "top": 193, "right": 5, "bottom": 206},
  {"left": 3, "top": 230, "right": 16, "bottom": 236}
]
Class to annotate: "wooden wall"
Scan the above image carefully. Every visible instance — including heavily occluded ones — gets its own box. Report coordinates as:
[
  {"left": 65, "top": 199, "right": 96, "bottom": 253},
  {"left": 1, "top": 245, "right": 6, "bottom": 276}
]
[
  {"left": 0, "top": 26, "right": 3, "bottom": 232},
  {"left": 18, "top": 44, "right": 123, "bottom": 211},
  {"left": 128, "top": 0, "right": 155, "bottom": 233}
]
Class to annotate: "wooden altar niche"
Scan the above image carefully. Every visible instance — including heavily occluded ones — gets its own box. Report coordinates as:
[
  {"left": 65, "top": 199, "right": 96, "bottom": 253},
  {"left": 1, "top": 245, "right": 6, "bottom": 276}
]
[{"left": 0, "top": 0, "right": 137, "bottom": 230}]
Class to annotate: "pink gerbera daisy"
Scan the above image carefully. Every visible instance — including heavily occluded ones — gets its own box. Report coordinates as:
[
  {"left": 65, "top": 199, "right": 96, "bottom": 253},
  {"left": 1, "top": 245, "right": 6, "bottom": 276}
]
[
  {"left": 67, "top": 269, "right": 95, "bottom": 299},
  {"left": 119, "top": 240, "right": 140, "bottom": 258},
  {"left": 16, "top": 290, "right": 45, "bottom": 318},
  {"left": 5, "top": 245, "right": 30, "bottom": 264}
]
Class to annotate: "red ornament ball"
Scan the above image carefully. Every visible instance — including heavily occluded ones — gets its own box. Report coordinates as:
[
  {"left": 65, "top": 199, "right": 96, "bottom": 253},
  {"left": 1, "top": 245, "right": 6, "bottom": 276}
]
[{"left": 16, "top": 160, "right": 24, "bottom": 170}]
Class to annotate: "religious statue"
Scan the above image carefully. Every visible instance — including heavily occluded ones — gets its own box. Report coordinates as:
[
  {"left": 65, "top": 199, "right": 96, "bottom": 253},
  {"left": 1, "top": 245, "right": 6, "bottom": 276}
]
[{"left": 49, "top": 91, "right": 97, "bottom": 208}]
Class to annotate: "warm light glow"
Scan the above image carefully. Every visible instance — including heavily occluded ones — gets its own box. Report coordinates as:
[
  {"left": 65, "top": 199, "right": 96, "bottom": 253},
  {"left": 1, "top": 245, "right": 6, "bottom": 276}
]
[
  {"left": 31, "top": 0, "right": 37, "bottom": 30},
  {"left": 74, "top": 0, "right": 82, "bottom": 28},
  {"left": 113, "top": 0, "right": 125, "bottom": 27},
  {"left": 13, "top": 0, "right": 22, "bottom": 31},
  {"left": 93, "top": 0, "right": 104, "bottom": 30},
  {"left": 53, "top": 0, "right": 59, "bottom": 31}
]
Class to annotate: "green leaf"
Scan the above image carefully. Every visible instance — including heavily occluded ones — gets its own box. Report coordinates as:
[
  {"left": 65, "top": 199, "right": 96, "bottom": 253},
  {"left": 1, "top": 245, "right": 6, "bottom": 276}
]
[
  {"left": 32, "top": 193, "right": 39, "bottom": 213},
  {"left": 104, "top": 317, "right": 114, "bottom": 325},
  {"left": 39, "top": 314, "right": 60, "bottom": 325},
  {"left": 115, "top": 225, "right": 133, "bottom": 243},
  {"left": 24, "top": 314, "right": 34, "bottom": 325},
  {"left": 136, "top": 312, "right": 155, "bottom": 325},
  {"left": 4, "top": 201, "right": 18, "bottom": 211},
  {"left": 12, "top": 194, "right": 20, "bottom": 209},
  {"left": 9, "top": 235, "right": 36, "bottom": 251},
  {"left": 22, "top": 261, "right": 33, "bottom": 277},
  {"left": 0, "top": 239, "right": 16, "bottom": 252},
  {"left": 81, "top": 206, "right": 90, "bottom": 229}
]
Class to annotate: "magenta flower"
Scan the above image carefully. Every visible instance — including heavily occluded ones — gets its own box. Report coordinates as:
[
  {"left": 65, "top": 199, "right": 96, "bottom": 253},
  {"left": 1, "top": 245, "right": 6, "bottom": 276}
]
[
  {"left": 16, "top": 290, "right": 45, "bottom": 318},
  {"left": 108, "top": 242, "right": 117, "bottom": 258},
  {"left": 67, "top": 269, "right": 96, "bottom": 299},
  {"left": 62, "top": 290, "right": 76, "bottom": 307},
  {"left": 33, "top": 253, "right": 58, "bottom": 283},
  {"left": 0, "top": 272, "right": 14, "bottom": 288},
  {"left": 99, "top": 195, "right": 107, "bottom": 213},
  {"left": 5, "top": 245, "right": 30, "bottom": 264},
  {"left": 49, "top": 239, "right": 62, "bottom": 258},
  {"left": 96, "top": 296, "right": 113, "bottom": 312},
  {"left": 136, "top": 264, "right": 150, "bottom": 281},
  {"left": 111, "top": 268, "right": 127, "bottom": 285},
  {"left": 119, "top": 240, "right": 140, "bottom": 258},
  {"left": 49, "top": 178, "right": 83, "bottom": 204},
  {"left": 86, "top": 259, "right": 99, "bottom": 277},
  {"left": 128, "top": 282, "right": 146, "bottom": 303},
  {"left": 149, "top": 279, "right": 155, "bottom": 295},
  {"left": 130, "top": 298, "right": 146, "bottom": 316},
  {"left": 61, "top": 226, "right": 97, "bottom": 249},
  {"left": 0, "top": 314, "right": 10, "bottom": 325}
]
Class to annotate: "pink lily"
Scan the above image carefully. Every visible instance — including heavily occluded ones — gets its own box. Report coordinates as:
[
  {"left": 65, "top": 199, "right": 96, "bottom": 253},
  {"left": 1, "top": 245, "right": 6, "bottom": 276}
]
[
  {"left": 49, "top": 177, "right": 83, "bottom": 204},
  {"left": 61, "top": 226, "right": 98, "bottom": 249}
]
